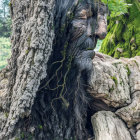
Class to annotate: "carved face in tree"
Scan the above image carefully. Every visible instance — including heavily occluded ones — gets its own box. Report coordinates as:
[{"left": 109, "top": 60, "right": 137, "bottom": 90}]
[
  {"left": 55, "top": 0, "right": 107, "bottom": 57},
  {"left": 30, "top": 1, "right": 108, "bottom": 140},
  {"left": 70, "top": 2, "right": 106, "bottom": 52}
]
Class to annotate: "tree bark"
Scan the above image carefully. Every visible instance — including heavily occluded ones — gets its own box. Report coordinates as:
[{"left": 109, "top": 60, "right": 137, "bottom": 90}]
[
  {"left": 0, "top": 0, "right": 54, "bottom": 139},
  {"left": 0, "top": 0, "right": 108, "bottom": 140},
  {"left": 0, "top": 0, "right": 140, "bottom": 138}
]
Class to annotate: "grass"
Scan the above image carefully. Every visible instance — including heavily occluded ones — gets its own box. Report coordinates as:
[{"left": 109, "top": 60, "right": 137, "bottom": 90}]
[{"left": 0, "top": 37, "right": 11, "bottom": 70}]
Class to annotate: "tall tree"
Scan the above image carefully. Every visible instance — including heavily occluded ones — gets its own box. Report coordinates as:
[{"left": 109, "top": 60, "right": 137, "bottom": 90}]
[{"left": 0, "top": 0, "right": 107, "bottom": 139}]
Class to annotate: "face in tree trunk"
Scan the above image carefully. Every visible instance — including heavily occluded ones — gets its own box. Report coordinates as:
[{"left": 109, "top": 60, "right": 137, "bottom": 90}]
[
  {"left": 0, "top": 0, "right": 107, "bottom": 140},
  {"left": 27, "top": 1, "right": 107, "bottom": 140}
]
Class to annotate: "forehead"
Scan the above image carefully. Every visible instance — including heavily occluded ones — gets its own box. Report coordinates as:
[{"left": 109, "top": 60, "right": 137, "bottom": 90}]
[
  {"left": 74, "top": 2, "right": 96, "bottom": 19},
  {"left": 74, "top": 1, "right": 107, "bottom": 18},
  {"left": 75, "top": 2, "right": 96, "bottom": 13}
]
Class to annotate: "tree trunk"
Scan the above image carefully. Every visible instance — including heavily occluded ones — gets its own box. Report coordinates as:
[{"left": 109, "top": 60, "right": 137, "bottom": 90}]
[
  {"left": 0, "top": 0, "right": 54, "bottom": 139},
  {"left": 0, "top": 0, "right": 140, "bottom": 139},
  {"left": 0, "top": 0, "right": 108, "bottom": 139},
  {"left": 100, "top": 0, "right": 140, "bottom": 58}
]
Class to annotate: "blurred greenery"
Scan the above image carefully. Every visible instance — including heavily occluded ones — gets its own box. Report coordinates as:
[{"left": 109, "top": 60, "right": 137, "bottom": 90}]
[
  {"left": 101, "top": 0, "right": 131, "bottom": 18},
  {"left": 95, "top": 40, "right": 103, "bottom": 52},
  {"left": 0, "top": 37, "right": 11, "bottom": 70},
  {"left": 0, "top": 0, "right": 11, "bottom": 37}
]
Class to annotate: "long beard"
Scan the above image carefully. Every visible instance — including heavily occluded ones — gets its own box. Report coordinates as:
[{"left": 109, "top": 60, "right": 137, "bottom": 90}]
[
  {"left": 81, "top": 37, "right": 97, "bottom": 50},
  {"left": 69, "top": 34, "right": 97, "bottom": 57}
]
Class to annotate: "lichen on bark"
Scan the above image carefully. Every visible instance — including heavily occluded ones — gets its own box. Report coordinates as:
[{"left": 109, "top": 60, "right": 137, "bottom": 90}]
[{"left": 0, "top": 0, "right": 54, "bottom": 139}]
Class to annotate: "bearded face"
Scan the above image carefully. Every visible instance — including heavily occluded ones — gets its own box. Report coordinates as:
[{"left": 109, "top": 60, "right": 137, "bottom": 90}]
[
  {"left": 54, "top": 0, "right": 107, "bottom": 58},
  {"left": 69, "top": 0, "right": 107, "bottom": 53}
]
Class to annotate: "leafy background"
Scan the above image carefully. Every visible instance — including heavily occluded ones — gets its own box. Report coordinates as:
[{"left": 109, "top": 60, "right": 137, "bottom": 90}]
[
  {"left": 0, "top": 0, "right": 11, "bottom": 70},
  {"left": 0, "top": 37, "right": 11, "bottom": 70}
]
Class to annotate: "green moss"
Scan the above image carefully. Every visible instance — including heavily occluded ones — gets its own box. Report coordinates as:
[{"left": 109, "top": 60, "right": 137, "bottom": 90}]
[
  {"left": 67, "top": 12, "right": 74, "bottom": 21},
  {"left": 111, "top": 76, "right": 118, "bottom": 86},
  {"left": 109, "top": 86, "right": 114, "bottom": 92},
  {"left": 27, "top": 36, "right": 31, "bottom": 46},
  {"left": 21, "top": 132, "right": 24, "bottom": 139},
  {"left": 122, "top": 51, "right": 131, "bottom": 58},
  {"left": 133, "top": 60, "right": 139, "bottom": 67},
  {"left": 120, "top": 80, "right": 123, "bottom": 86},
  {"left": 126, "top": 65, "right": 131, "bottom": 76},
  {"left": 4, "top": 112, "right": 9, "bottom": 118},
  {"left": 136, "top": 51, "right": 140, "bottom": 56},
  {"left": 9, "top": 2, "right": 12, "bottom": 7},
  {"left": 114, "top": 50, "right": 120, "bottom": 59},
  {"left": 100, "top": 0, "right": 140, "bottom": 58},
  {"left": 38, "top": 125, "right": 43, "bottom": 129},
  {"left": 115, "top": 21, "right": 124, "bottom": 41},
  {"left": 100, "top": 33, "right": 116, "bottom": 55},
  {"left": 25, "top": 49, "right": 30, "bottom": 54},
  {"left": 135, "top": 33, "right": 140, "bottom": 46},
  {"left": 14, "top": 138, "right": 20, "bottom": 140}
]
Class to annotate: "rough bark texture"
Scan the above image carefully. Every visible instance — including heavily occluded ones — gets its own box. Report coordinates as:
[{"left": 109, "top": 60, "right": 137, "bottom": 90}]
[
  {"left": 0, "top": 0, "right": 108, "bottom": 139},
  {"left": 91, "top": 111, "right": 132, "bottom": 140},
  {"left": 100, "top": 0, "right": 140, "bottom": 58},
  {"left": 27, "top": 1, "right": 107, "bottom": 140},
  {"left": 0, "top": 0, "right": 140, "bottom": 139},
  {"left": 0, "top": 0, "right": 54, "bottom": 139},
  {"left": 88, "top": 54, "right": 140, "bottom": 140}
]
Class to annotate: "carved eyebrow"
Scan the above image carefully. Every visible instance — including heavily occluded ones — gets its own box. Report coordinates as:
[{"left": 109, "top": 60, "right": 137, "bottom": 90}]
[
  {"left": 75, "top": 3, "right": 96, "bottom": 19},
  {"left": 72, "top": 19, "right": 87, "bottom": 27},
  {"left": 77, "top": 8, "right": 93, "bottom": 19},
  {"left": 79, "top": 9, "right": 87, "bottom": 19}
]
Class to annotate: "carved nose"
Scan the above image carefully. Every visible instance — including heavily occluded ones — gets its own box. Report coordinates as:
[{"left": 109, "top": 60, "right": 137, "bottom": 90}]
[
  {"left": 95, "top": 32, "right": 107, "bottom": 40},
  {"left": 87, "top": 29, "right": 92, "bottom": 37},
  {"left": 87, "top": 22, "right": 93, "bottom": 37},
  {"left": 88, "top": 34, "right": 92, "bottom": 38}
]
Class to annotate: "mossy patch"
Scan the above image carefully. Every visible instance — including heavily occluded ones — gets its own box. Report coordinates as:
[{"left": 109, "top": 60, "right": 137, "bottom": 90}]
[
  {"left": 109, "top": 86, "right": 114, "bottom": 92},
  {"left": 100, "top": 0, "right": 140, "bottom": 58},
  {"left": 111, "top": 76, "right": 118, "bottom": 86},
  {"left": 126, "top": 65, "right": 131, "bottom": 76}
]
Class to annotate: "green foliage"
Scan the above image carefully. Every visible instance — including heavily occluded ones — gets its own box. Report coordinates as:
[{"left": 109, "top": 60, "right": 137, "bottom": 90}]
[
  {"left": 0, "top": 0, "right": 11, "bottom": 37},
  {"left": 101, "top": 0, "right": 131, "bottom": 18},
  {"left": 100, "top": 0, "right": 140, "bottom": 58},
  {"left": 126, "top": 65, "right": 131, "bottom": 76},
  {"left": 0, "top": 16, "right": 11, "bottom": 37},
  {"left": 0, "top": 37, "right": 11, "bottom": 70}
]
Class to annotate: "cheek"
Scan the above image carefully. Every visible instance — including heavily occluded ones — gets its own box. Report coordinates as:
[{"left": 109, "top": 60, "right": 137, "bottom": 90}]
[
  {"left": 71, "top": 19, "right": 87, "bottom": 39},
  {"left": 72, "top": 19, "right": 87, "bottom": 30}
]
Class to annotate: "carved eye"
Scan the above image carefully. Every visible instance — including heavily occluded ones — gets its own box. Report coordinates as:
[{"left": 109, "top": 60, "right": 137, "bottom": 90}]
[{"left": 79, "top": 9, "right": 87, "bottom": 19}]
